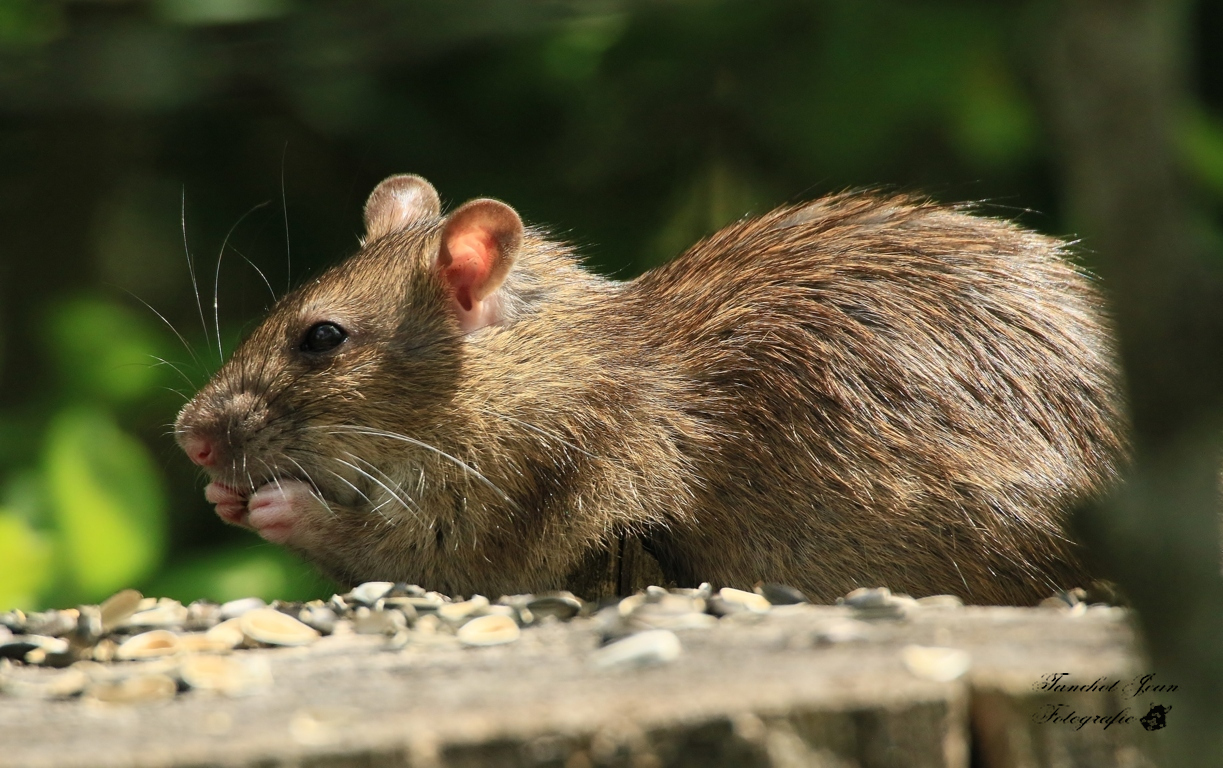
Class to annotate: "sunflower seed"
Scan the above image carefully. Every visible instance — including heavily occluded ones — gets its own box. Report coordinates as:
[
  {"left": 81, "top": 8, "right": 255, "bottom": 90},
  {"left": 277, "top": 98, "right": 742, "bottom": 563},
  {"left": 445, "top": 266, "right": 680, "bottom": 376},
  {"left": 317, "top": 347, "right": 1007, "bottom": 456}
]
[
  {"left": 348, "top": 582, "right": 395, "bottom": 605},
  {"left": 758, "top": 584, "right": 809, "bottom": 605},
  {"left": 180, "top": 654, "right": 271, "bottom": 696},
  {"left": 121, "top": 600, "right": 188, "bottom": 629},
  {"left": 218, "top": 597, "right": 267, "bottom": 621},
  {"left": 438, "top": 595, "right": 490, "bottom": 624},
  {"left": 526, "top": 594, "right": 582, "bottom": 621},
  {"left": 352, "top": 608, "right": 407, "bottom": 636},
  {"left": 718, "top": 588, "right": 771, "bottom": 613},
  {"left": 204, "top": 618, "right": 246, "bottom": 650},
  {"left": 99, "top": 589, "right": 144, "bottom": 632},
  {"left": 591, "top": 630, "right": 681, "bottom": 669},
  {"left": 115, "top": 630, "right": 181, "bottom": 660},
  {"left": 240, "top": 609, "right": 320, "bottom": 647},
  {"left": 456, "top": 614, "right": 520, "bottom": 646},
  {"left": 901, "top": 645, "right": 971, "bottom": 682},
  {"left": 87, "top": 674, "right": 178, "bottom": 704}
]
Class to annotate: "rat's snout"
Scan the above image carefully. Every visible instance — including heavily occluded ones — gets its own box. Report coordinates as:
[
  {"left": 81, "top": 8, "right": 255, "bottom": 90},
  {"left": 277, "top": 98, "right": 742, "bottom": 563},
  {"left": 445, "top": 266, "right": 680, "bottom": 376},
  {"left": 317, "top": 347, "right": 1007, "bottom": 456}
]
[
  {"left": 175, "top": 390, "right": 271, "bottom": 478},
  {"left": 181, "top": 433, "right": 218, "bottom": 467},
  {"left": 175, "top": 420, "right": 236, "bottom": 471}
]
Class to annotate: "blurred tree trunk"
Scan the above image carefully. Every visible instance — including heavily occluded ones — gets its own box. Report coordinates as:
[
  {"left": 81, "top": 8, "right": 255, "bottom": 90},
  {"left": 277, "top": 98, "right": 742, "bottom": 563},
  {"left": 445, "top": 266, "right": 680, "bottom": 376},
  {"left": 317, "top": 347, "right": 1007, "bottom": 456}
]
[{"left": 1034, "top": 0, "right": 1223, "bottom": 761}]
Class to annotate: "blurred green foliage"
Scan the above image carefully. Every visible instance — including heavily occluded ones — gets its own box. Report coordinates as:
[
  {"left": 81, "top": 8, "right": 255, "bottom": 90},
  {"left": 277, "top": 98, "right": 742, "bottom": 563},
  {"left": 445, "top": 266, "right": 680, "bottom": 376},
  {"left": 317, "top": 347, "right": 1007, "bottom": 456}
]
[
  {"left": 47, "top": 406, "right": 166, "bottom": 598},
  {"left": 0, "top": 0, "right": 1221, "bottom": 611},
  {"left": 0, "top": 294, "right": 326, "bottom": 610}
]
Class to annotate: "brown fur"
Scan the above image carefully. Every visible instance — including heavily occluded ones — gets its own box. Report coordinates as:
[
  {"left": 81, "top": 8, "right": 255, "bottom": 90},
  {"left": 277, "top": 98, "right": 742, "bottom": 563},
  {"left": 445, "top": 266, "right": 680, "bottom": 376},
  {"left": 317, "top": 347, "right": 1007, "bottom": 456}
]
[{"left": 176, "top": 187, "right": 1127, "bottom": 604}]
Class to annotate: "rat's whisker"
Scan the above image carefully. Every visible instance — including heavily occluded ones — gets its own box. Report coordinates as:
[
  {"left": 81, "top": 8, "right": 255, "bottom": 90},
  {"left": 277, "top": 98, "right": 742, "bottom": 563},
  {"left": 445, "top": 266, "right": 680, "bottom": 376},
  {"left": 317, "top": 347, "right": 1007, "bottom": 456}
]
[
  {"left": 233, "top": 246, "right": 278, "bottom": 306},
  {"left": 214, "top": 201, "right": 271, "bottom": 364},
  {"left": 146, "top": 355, "right": 197, "bottom": 389},
  {"left": 281, "top": 141, "right": 292, "bottom": 294},
  {"left": 329, "top": 464, "right": 395, "bottom": 527},
  {"left": 316, "top": 424, "right": 515, "bottom": 508},
  {"left": 323, "top": 468, "right": 372, "bottom": 505},
  {"left": 473, "top": 406, "right": 597, "bottom": 459},
  {"left": 335, "top": 455, "right": 417, "bottom": 523},
  {"left": 180, "top": 187, "right": 215, "bottom": 366},
  {"left": 345, "top": 453, "right": 425, "bottom": 518},
  {"left": 160, "top": 387, "right": 190, "bottom": 404},
  {"left": 279, "top": 460, "right": 330, "bottom": 520},
  {"left": 116, "top": 286, "right": 204, "bottom": 371}
]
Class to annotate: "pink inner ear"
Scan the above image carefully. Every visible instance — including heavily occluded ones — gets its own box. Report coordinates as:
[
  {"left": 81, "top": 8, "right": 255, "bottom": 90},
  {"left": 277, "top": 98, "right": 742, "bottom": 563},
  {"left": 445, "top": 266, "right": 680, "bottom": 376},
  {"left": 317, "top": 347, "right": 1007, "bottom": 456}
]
[{"left": 443, "top": 230, "right": 499, "bottom": 311}]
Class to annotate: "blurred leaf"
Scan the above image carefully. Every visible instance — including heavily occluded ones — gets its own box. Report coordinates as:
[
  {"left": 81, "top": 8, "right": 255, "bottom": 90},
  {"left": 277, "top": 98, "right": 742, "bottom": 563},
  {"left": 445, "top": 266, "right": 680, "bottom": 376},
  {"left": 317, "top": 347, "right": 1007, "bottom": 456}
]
[
  {"left": 46, "top": 297, "right": 172, "bottom": 406},
  {"left": 144, "top": 544, "right": 335, "bottom": 605},
  {"left": 542, "top": 14, "right": 627, "bottom": 84},
  {"left": 1180, "top": 106, "right": 1223, "bottom": 200},
  {"left": 45, "top": 408, "right": 166, "bottom": 602},
  {"left": 155, "top": 0, "right": 292, "bottom": 27},
  {"left": 0, "top": 509, "right": 54, "bottom": 611},
  {"left": 0, "top": 0, "right": 63, "bottom": 50},
  {"left": 1, "top": 467, "right": 48, "bottom": 527},
  {"left": 0, "top": 413, "right": 39, "bottom": 470},
  {"left": 952, "top": 54, "right": 1037, "bottom": 169}
]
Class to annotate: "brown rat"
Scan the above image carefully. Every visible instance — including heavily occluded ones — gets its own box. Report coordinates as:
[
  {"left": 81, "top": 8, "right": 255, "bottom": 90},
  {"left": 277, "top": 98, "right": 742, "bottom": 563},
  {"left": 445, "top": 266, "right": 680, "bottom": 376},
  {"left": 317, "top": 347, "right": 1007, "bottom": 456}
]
[{"left": 175, "top": 174, "right": 1126, "bottom": 604}]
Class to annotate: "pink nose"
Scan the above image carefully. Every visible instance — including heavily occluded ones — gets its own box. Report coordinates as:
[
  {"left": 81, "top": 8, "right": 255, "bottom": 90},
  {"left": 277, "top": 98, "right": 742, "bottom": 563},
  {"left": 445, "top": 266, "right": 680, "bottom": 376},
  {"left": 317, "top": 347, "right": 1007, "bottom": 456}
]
[{"left": 182, "top": 434, "right": 217, "bottom": 467}]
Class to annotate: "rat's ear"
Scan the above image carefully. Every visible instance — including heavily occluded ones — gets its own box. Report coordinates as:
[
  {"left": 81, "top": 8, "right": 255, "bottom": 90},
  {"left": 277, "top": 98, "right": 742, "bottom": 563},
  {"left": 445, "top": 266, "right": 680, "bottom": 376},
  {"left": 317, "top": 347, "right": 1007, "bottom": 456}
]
[
  {"left": 437, "top": 198, "right": 523, "bottom": 333},
  {"left": 363, "top": 174, "right": 441, "bottom": 242}
]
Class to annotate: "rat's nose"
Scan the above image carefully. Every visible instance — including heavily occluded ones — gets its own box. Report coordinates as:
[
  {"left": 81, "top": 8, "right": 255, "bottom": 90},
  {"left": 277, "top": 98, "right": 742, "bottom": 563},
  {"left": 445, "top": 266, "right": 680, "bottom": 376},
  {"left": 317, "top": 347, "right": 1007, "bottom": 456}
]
[{"left": 182, "top": 434, "right": 218, "bottom": 467}]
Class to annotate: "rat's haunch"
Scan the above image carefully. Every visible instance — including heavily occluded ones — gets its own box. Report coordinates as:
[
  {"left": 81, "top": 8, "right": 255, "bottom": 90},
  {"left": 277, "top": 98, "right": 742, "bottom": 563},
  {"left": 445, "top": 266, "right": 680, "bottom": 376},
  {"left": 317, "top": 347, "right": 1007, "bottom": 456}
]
[{"left": 175, "top": 174, "right": 1126, "bottom": 604}]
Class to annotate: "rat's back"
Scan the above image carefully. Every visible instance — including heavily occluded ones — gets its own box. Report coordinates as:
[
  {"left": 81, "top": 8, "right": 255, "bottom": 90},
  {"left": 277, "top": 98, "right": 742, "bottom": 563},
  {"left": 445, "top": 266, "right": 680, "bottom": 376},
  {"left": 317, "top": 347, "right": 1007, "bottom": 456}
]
[{"left": 628, "top": 194, "right": 1126, "bottom": 603}]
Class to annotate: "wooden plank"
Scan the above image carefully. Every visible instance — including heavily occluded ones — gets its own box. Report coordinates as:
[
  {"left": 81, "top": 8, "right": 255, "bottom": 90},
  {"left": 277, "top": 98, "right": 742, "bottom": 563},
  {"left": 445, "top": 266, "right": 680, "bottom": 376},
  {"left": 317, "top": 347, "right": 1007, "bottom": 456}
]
[{"left": 0, "top": 606, "right": 1157, "bottom": 767}]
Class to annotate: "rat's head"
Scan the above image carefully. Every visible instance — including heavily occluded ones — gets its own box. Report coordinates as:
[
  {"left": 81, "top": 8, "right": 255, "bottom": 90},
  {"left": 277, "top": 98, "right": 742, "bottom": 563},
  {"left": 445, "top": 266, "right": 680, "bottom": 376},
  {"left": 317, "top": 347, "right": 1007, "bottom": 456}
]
[{"left": 173, "top": 174, "right": 525, "bottom": 574}]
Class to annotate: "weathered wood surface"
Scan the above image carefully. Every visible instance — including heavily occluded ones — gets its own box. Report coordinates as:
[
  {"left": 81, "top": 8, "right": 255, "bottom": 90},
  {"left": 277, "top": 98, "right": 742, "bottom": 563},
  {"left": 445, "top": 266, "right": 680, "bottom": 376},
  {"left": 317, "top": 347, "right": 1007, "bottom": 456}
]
[{"left": 0, "top": 605, "right": 1161, "bottom": 768}]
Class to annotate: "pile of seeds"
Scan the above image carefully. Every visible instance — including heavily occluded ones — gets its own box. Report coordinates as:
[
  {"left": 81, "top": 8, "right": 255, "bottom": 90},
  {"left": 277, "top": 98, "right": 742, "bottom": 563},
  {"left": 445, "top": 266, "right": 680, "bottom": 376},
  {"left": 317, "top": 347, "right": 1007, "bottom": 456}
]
[{"left": 1, "top": 581, "right": 1100, "bottom": 703}]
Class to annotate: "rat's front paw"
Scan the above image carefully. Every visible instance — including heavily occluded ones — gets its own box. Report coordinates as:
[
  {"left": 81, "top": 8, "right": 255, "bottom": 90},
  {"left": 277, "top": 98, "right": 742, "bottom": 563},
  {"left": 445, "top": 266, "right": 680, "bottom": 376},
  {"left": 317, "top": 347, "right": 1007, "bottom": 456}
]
[
  {"left": 247, "top": 480, "right": 318, "bottom": 544},
  {"left": 204, "top": 482, "right": 250, "bottom": 526}
]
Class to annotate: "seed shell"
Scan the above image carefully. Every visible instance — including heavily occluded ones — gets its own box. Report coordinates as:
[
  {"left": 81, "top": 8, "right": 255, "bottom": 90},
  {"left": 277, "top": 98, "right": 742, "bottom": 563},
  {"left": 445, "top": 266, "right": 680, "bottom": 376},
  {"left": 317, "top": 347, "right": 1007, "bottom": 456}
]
[
  {"left": 115, "top": 630, "right": 181, "bottom": 660},
  {"left": 351, "top": 608, "right": 407, "bottom": 636},
  {"left": 348, "top": 581, "right": 394, "bottom": 605},
  {"left": 87, "top": 673, "right": 178, "bottom": 704},
  {"left": 0, "top": 610, "right": 25, "bottom": 633},
  {"left": 180, "top": 654, "right": 271, "bottom": 696},
  {"left": 176, "top": 633, "right": 237, "bottom": 654},
  {"left": 184, "top": 601, "right": 222, "bottom": 631},
  {"left": 98, "top": 589, "right": 144, "bottom": 632},
  {"left": 438, "top": 595, "right": 490, "bottom": 624},
  {"left": 591, "top": 630, "right": 682, "bottom": 669},
  {"left": 456, "top": 614, "right": 520, "bottom": 646},
  {"left": 298, "top": 606, "right": 338, "bottom": 635},
  {"left": 219, "top": 597, "right": 267, "bottom": 621},
  {"left": 204, "top": 618, "right": 246, "bottom": 649},
  {"left": 526, "top": 594, "right": 583, "bottom": 621},
  {"left": 758, "top": 584, "right": 809, "bottom": 606},
  {"left": 240, "top": 608, "right": 320, "bottom": 647},
  {"left": 901, "top": 645, "right": 971, "bottom": 682},
  {"left": 121, "top": 600, "right": 188, "bottom": 629},
  {"left": 24, "top": 610, "right": 78, "bottom": 638},
  {"left": 718, "top": 588, "right": 771, "bottom": 613}
]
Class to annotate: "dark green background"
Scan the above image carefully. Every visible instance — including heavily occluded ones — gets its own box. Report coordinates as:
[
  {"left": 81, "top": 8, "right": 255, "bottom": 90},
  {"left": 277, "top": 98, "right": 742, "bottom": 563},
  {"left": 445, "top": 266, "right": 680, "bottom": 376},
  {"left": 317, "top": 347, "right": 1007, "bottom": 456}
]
[{"left": 2, "top": 0, "right": 1221, "bottom": 610}]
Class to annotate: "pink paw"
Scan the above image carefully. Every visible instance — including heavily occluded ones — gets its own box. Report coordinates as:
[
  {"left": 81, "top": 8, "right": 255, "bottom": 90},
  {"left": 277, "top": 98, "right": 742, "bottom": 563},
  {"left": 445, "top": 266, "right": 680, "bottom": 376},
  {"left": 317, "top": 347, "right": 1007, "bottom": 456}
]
[
  {"left": 247, "top": 480, "right": 316, "bottom": 544},
  {"left": 204, "top": 482, "right": 250, "bottom": 526}
]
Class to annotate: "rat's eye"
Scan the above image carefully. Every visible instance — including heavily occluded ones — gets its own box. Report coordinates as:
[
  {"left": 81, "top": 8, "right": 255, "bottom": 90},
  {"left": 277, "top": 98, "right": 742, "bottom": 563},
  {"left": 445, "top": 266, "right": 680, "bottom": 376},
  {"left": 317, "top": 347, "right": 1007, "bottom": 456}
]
[{"left": 301, "top": 322, "right": 347, "bottom": 353}]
